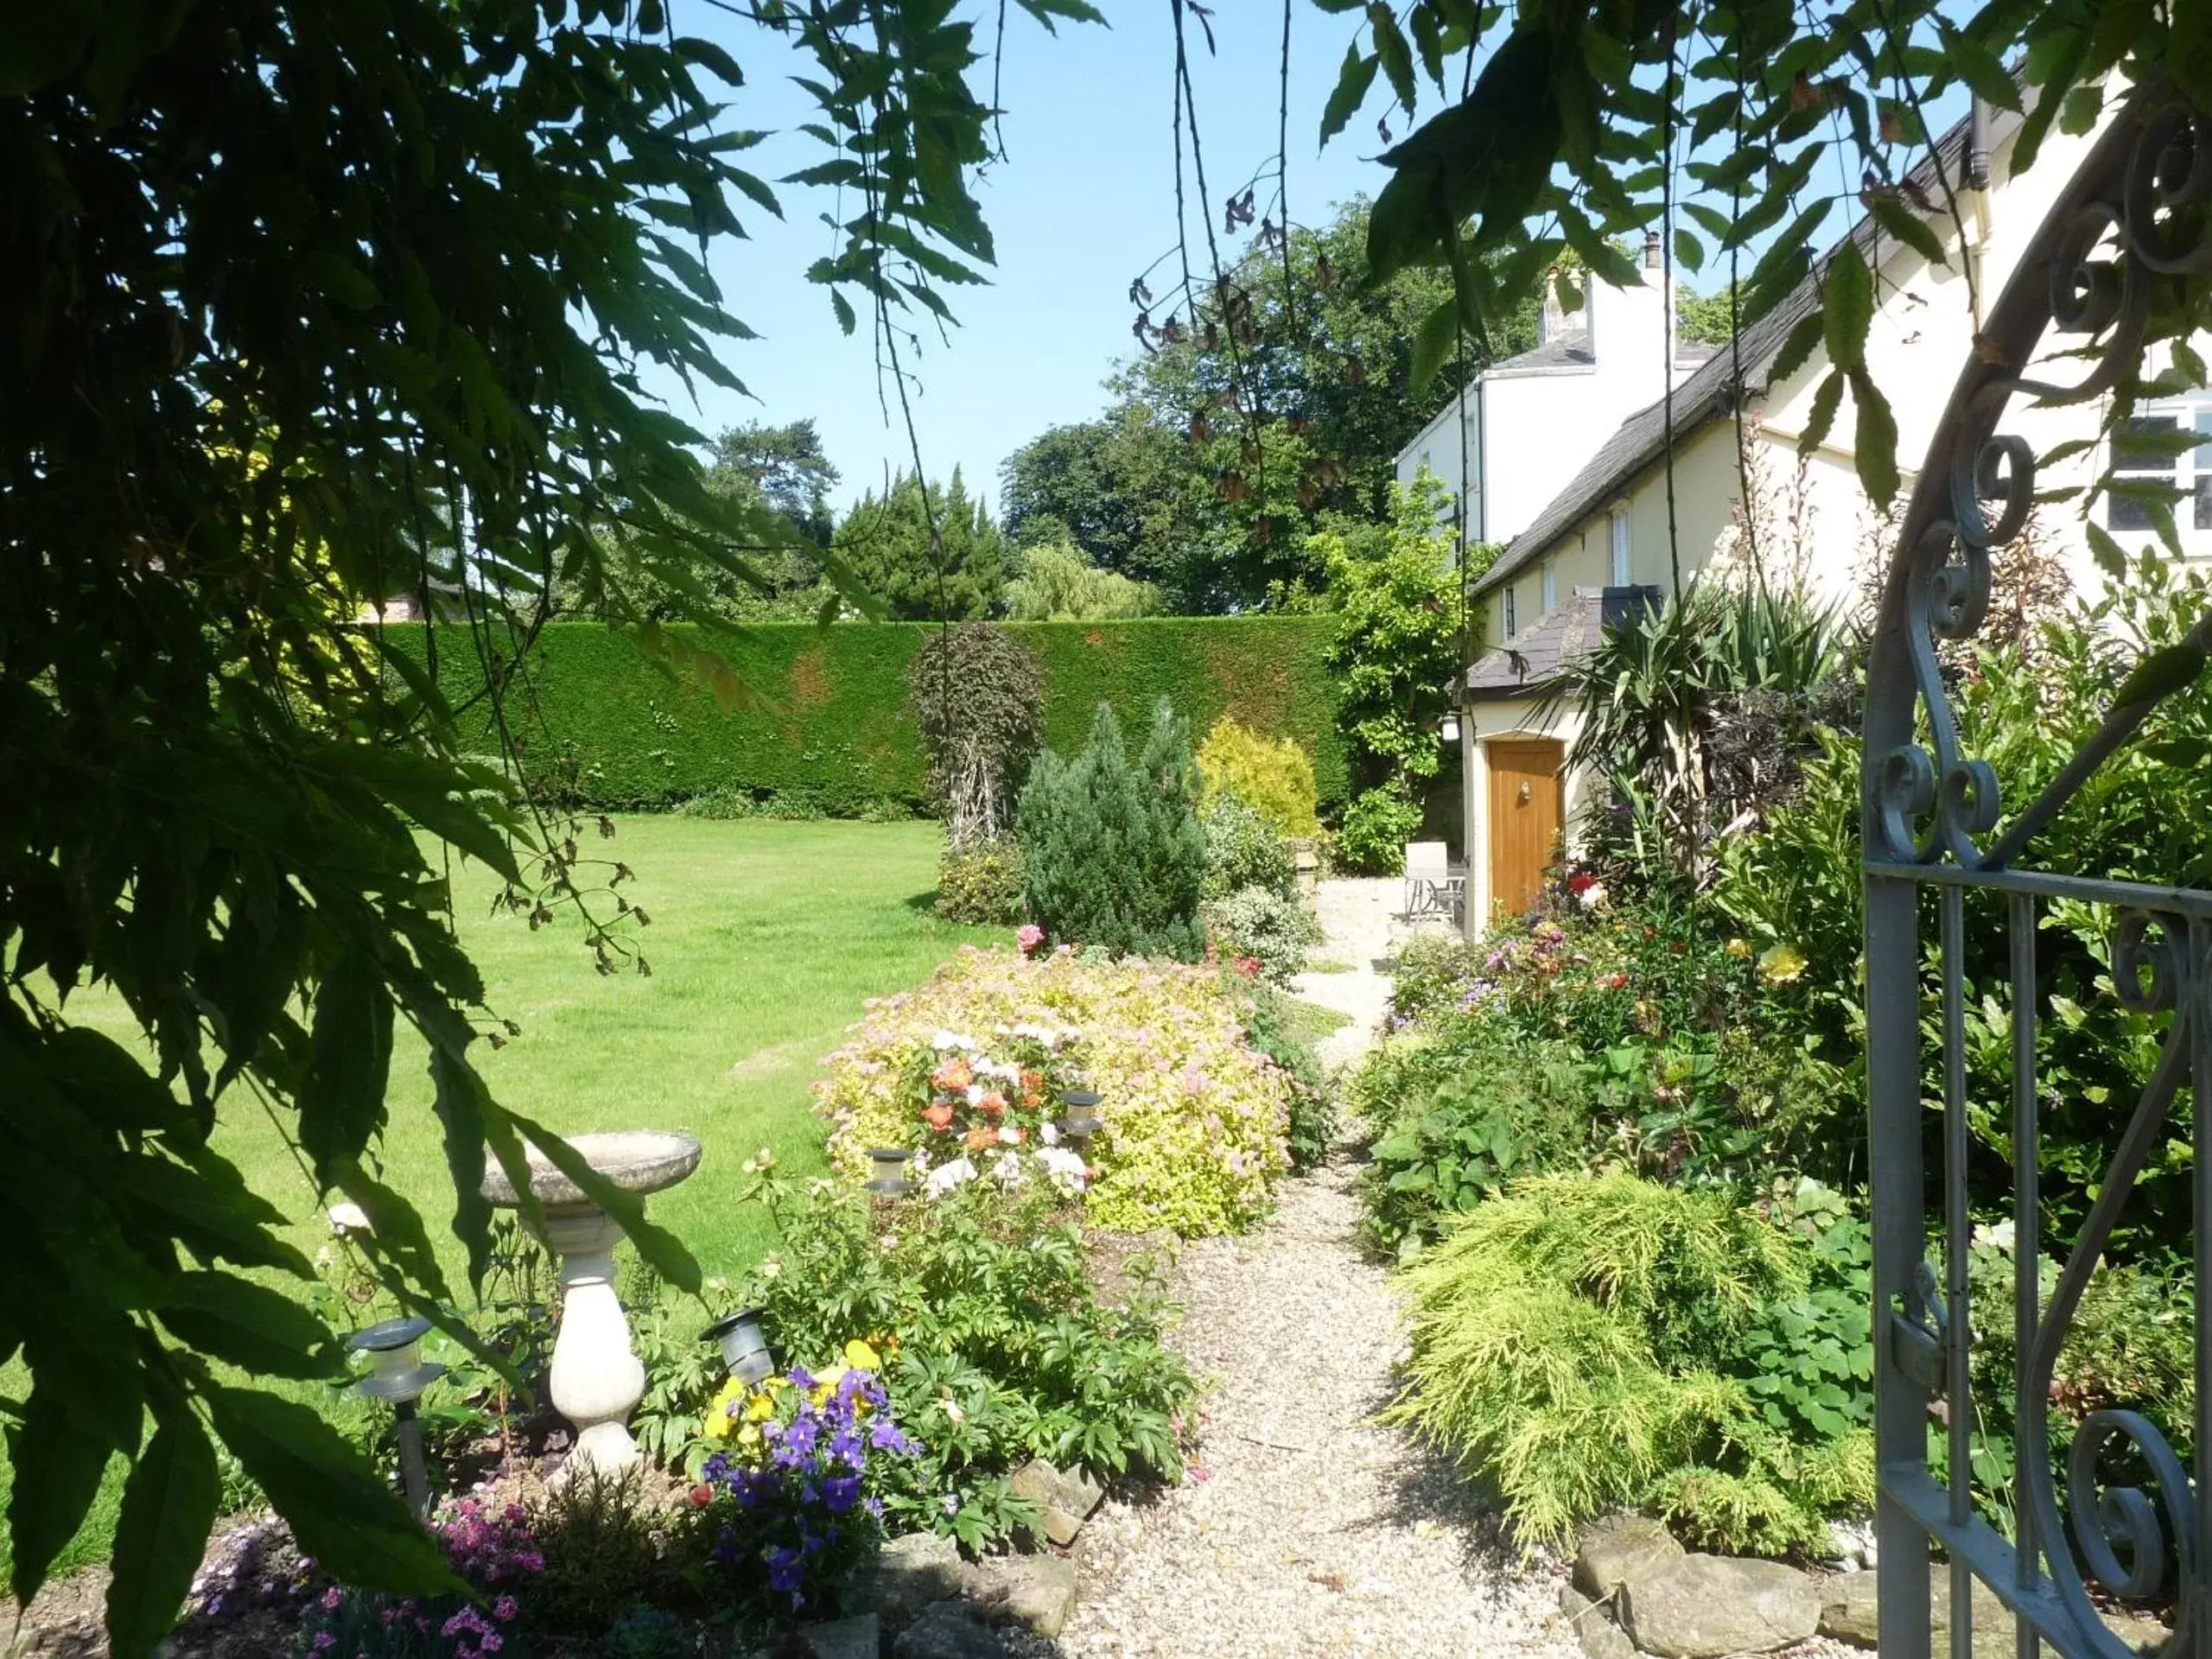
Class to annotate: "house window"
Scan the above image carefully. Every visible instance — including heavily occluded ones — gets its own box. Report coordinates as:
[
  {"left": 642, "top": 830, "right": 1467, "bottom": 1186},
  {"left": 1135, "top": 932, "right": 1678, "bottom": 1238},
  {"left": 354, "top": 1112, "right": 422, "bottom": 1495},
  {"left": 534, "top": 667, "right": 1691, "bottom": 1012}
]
[
  {"left": 1541, "top": 561, "right": 1556, "bottom": 613},
  {"left": 1503, "top": 585, "right": 1517, "bottom": 639},
  {"left": 2109, "top": 403, "right": 2212, "bottom": 533},
  {"left": 1609, "top": 508, "right": 1631, "bottom": 586}
]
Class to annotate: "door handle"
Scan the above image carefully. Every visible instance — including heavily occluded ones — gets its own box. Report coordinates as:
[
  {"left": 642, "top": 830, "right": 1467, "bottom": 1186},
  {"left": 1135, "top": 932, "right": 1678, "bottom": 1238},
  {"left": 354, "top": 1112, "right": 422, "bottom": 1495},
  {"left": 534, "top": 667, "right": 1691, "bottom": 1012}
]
[{"left": 1517, "top": 781, "right": 1531, "bottom": 804}]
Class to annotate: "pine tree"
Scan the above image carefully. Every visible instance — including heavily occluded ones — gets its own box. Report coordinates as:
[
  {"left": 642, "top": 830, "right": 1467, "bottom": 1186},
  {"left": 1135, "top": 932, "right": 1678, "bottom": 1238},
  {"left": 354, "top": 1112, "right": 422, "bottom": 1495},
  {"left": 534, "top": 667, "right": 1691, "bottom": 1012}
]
[
  {"left": 831, "top": 467, "right": 1006, "bottom": 620},
  {"left": 1016, "top": 700, "right": 1205, "bottom": 960}
]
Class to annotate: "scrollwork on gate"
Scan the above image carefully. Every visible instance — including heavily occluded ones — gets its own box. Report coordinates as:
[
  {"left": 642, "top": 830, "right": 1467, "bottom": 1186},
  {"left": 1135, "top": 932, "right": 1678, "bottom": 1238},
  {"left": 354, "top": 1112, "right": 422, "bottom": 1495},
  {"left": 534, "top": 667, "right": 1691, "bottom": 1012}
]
[{"left": 1864, "top": 86, "right": 2212, "bottom": 1659}]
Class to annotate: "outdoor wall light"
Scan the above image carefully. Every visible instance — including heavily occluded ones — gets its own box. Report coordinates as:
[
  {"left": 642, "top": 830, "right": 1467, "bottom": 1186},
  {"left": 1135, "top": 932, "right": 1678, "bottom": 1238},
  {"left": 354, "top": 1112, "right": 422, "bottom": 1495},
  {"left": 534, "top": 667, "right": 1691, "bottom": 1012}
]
[
  {"left": 349, "top": 1316, "right": 446, "bottom": 1521},
  {"left": 1440, "top": 714, "right": 1462, "bottom": 745},
  {"left": 703, "top": 1307, "right": 775, "bottom": 1387},
  {"left": 865, "top": 1146, "right": 918, "bottom": 1198}
]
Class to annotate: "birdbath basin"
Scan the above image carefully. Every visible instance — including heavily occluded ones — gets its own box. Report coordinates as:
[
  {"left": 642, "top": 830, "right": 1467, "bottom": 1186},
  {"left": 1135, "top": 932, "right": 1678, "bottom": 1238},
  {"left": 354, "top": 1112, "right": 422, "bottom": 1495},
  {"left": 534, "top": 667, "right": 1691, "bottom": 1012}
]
[{"left": 483, "top": 1130, "right": 702, "bottom": 1476}]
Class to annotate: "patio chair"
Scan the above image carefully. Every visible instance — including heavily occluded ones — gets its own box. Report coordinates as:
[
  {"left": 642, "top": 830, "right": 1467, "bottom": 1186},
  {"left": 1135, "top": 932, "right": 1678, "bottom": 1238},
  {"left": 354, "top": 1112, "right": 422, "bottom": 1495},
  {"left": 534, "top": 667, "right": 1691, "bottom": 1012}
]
[{"left": 1402, "top": 842, "right": 1465, "bottom": 925}]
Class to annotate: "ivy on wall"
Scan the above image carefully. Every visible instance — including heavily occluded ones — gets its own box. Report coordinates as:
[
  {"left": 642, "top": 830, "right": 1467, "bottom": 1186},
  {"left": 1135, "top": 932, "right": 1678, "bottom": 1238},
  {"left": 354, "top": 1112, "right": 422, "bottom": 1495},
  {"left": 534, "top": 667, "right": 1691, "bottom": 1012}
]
[{"left": 387, "top": 619, "right": 1346, "bottom": 813}]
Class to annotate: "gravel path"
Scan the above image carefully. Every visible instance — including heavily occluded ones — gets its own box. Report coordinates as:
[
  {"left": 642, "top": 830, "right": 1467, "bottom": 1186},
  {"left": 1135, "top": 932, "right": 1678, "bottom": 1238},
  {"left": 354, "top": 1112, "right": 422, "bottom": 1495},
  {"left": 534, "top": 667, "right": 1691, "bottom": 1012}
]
[
  {"left": 1290, "top": 877, "right": 1455, "bottom": 1072},
  {"left": 1039, "top": 882, "right": 1574, "bottom": 1658}
]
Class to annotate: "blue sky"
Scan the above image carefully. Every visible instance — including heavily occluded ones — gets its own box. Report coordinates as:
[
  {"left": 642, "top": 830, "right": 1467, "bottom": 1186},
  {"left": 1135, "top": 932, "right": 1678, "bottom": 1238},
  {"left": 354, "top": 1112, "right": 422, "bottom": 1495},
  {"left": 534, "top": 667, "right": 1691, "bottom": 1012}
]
[{"left": 642, "top": 3, "right": 1406, "bottom": 512}]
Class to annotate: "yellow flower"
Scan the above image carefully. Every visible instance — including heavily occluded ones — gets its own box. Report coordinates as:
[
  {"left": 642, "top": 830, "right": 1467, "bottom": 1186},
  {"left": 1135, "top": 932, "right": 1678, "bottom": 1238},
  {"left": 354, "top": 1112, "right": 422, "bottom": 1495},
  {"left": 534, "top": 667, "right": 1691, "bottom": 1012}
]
[
  {"left": 1725, "top": 938, "right": 1752, "bottom": 960},
  {"left": 744, "top": 1389, "right": 778, "bottom": 1422},
  {"left": 1759, "top": 943, "right": 1808, "bottom": 985},
  {"left": 844, "top": 1338, "right": 883, "bottom": 1372},
  {"left": 702, "top": 1377, "right": 746, "bottom": 1440}
]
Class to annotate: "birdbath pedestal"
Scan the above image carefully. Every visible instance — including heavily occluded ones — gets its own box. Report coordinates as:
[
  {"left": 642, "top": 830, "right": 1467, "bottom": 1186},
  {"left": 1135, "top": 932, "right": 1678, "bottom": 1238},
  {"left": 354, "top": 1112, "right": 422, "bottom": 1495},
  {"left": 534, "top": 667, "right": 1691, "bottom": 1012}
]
[{"left": 482, "top": 1130, "right": 702, "bottom": 1477}]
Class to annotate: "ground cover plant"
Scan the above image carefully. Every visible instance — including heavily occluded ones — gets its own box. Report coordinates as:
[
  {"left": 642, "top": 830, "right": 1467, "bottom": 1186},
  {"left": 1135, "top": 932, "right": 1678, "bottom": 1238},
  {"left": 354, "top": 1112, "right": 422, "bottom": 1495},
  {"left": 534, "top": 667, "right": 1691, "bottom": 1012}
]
[{"left": 814, "top": 946, "right": 1295, "bottom": 1236}]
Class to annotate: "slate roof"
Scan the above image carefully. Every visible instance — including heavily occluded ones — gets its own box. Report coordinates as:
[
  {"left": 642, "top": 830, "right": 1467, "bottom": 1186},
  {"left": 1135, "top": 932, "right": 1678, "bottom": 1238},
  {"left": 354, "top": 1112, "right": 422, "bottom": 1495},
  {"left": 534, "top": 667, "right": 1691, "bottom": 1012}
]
[
  {"left": 1472, "top": 103, "right": 2005, "bottom": 600},
  {"left": 1462, "top": 586, "right": 1662, "bottom": 700}
]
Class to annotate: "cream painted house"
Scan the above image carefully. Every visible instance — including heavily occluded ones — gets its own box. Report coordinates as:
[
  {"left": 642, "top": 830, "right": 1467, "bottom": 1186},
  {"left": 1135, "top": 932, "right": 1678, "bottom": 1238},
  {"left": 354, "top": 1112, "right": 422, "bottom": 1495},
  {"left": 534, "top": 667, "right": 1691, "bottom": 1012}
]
[{"left": 1444, "top": 95, "right": 2177, "bottom": 933}]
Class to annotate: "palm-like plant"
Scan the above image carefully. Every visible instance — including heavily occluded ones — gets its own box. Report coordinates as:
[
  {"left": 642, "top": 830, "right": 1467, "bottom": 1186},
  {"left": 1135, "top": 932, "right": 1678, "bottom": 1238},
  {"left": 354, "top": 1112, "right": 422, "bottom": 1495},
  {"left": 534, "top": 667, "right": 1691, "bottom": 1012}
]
[{"left": 1550, "top": 584, "right": 1847, "bottom": 889}]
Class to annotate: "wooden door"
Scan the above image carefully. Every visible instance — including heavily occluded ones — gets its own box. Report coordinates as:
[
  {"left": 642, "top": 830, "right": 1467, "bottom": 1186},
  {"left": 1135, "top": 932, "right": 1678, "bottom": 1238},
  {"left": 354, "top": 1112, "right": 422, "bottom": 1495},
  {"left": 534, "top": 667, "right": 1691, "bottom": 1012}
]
[{"left": 1486, "top": 738, "right": 1563, "bottom": 921}]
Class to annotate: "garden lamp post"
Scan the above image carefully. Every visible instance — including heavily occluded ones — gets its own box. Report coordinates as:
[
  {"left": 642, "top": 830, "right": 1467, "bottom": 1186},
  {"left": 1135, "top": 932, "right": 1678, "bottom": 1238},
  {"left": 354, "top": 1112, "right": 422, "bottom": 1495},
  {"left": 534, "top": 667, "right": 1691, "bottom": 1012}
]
[
  {"left": 864, "top": 1146, "right": 918, "bottom": 1199},
  {"left": 703, "top": 1307, "right": 775, "bottom": 1387},
  {"left": 1056, "top": 1090, "right": 1103, "bottom": 1160},
  {"left": 350, "top": 1315, "right": 446, "bottom": 1522}
]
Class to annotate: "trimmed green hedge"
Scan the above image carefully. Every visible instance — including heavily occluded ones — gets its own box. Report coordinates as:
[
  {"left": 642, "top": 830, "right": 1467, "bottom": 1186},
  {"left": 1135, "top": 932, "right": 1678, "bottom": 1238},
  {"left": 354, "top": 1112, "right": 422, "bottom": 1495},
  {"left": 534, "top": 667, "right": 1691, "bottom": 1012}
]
[{"left": 391, "top": 619, "right": 1345, "bottom": 812}]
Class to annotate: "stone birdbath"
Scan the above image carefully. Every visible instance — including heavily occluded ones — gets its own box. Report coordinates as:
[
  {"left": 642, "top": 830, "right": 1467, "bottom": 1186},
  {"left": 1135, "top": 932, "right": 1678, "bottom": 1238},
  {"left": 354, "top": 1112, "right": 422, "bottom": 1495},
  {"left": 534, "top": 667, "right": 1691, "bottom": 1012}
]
[{"left": 482, "top": 1130, "right": 702, "bottom": 1476}]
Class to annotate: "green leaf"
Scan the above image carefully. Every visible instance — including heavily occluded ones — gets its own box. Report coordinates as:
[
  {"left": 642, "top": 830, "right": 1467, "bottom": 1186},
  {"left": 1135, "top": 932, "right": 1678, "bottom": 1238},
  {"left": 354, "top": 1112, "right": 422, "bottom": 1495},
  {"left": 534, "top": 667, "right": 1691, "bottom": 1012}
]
[
  {"left": 1767, "top": 310, "right": 1827, "bottom": 388},
  {"left": 299, "top": 950, "right": 394, "bottom": 1185},
  {"left": 1822, "top": 244, "right": 1872, "bottom": 372},
  {"left": 1935, "top": 21, "right": 2022, "bottom": 112},
  {"left": 1867, "top": 194, "right": 1948, "bottom": 268},
  {"left": 1849, "top": 366, "right": 1899, "bottom": 508},
  {"left": 1320, "top": 45, "right": 1380, "bottom": 147},
  {"left": 1672, "top": 227, "right": 1704, "bottom": 275},
  {"left": 206, "top": 1386, "right": 463, "bottom": 1598},
  {"left": 2111, "top": 639, "right": 2211, "bottom": 709},
  {"left": 156, "top": 1271, "right": 341, "bottom": 1382},
  {"left": 1408, "top": 297, "right": 1460, "bottom": 394},
  {"left": 7, "top": 1388, "right": 112, "bottom": 1605},
  {"left": 106, "top": 1406, "right": 221, "bottom": 1659},
  {"left": 1370, "top": 4, "right": 1417, "bottom": 115},
  {"left": 335, "top": 1159, "right": 454, "bottom": 1306},
  {"left": 2086, "top": 521, "right": 2128, "bottom": 578},
  {"left": 1799, "top": 369, "right": 1847, "bottom": 458},
  {"left": 509, "top": 1111, "right": 702, "bottom": 1294}
]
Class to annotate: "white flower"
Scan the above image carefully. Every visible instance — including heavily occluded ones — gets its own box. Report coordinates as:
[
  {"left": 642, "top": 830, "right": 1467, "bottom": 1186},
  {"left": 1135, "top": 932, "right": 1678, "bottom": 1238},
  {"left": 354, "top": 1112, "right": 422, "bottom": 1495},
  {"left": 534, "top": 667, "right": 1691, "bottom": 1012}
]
[
  {"left": 1040, "top": 1122, "right": 1060, "bottom": 1147},
  {"left": 925, "top": 1156, "right": 978, "bottom": 1198},
  {"left": 1973, "top": 1218, "right": 2016, "bottom": 1254},
  {"left": 1574, "top": 881, "right": 1609, "bottom": 911},
  {"left": 327, "top": 1201, "right": 371, "bottom": 1236},
  {"left": 930, "top": 1029, "right": 979, "bottom": 1052},
  {"left": 965, "top": 1082, "right": 985, "bottom": 1106},
  {"left": 1039, "top": 1146, "right": 1089, "bottom": 1192},
  {"left": 992, "top": 1150, "right": 1027, "bottom": 1185},
  {"left": 996, "top": 1124, "right": 1020, "bottom": 1144}
]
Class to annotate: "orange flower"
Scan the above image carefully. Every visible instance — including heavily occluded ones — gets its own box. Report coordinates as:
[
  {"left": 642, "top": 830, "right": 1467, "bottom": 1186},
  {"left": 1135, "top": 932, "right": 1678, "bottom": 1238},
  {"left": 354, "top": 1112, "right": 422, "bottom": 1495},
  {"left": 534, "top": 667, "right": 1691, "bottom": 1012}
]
[
  {"left": 964, "top": 1127, "right": 996, "bottom": 1154},
  {"left": 1019, "top": 1068, "right": 1045, "bottom": 1093},
  {"left": 922, "top": 1101, "right": 955, "bottom": 1131},
  {"left": 978, "top": 1090, "right": 1007, "bottom": 1119},
  {"left": 932, "top": 1057, "right": 973, "bottom": 1091}
]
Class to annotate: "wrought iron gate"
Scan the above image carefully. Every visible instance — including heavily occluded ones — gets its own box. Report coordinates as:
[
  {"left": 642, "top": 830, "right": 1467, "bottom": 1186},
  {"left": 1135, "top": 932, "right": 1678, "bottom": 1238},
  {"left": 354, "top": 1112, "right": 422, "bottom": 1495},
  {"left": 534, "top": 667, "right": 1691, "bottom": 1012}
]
[{"left": 1866, "top": 88, "right": 2212, "bottom": 1659}]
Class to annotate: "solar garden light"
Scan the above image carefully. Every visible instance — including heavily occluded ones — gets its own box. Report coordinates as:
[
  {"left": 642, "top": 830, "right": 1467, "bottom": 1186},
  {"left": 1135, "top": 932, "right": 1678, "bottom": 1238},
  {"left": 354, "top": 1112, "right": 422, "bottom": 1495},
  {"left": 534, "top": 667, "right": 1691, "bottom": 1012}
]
[
  {"left": 349, "top": 1315, "right": 446, "bottom": 1522},
  {"left": 1056, "top": 1090, "right": 1104, "bottom": 1157},
  {"left": 702, "top": 1307, "right": 775, "bottom": 1387},
  {"left": 865, "top": 1146, "right": 918, "bottom": 1199}
]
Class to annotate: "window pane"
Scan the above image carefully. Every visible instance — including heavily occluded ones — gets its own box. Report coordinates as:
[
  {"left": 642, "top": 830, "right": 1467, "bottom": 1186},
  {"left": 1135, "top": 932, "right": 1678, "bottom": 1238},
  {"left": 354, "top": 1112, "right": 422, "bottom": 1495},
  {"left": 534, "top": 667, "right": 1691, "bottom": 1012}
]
[
  {"left": 2115, "top": 414, "right": 2178, "bottom": 474},
  {"left": 2109, "top": 491, "right": 2154, "bottom": 531},
  {"left": 2196, "top": 410, "right": 2212, "bottom": 471},
  {"left": 2197, "top": 474, "right": 2212, "bottom": 531}
]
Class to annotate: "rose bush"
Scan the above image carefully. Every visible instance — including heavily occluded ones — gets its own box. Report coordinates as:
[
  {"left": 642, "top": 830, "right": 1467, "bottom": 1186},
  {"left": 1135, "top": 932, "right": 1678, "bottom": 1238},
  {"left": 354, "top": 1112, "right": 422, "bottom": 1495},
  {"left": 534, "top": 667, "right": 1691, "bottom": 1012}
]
[{"left": 815, "top": 946, "right": 1294, "bottom": 1236}]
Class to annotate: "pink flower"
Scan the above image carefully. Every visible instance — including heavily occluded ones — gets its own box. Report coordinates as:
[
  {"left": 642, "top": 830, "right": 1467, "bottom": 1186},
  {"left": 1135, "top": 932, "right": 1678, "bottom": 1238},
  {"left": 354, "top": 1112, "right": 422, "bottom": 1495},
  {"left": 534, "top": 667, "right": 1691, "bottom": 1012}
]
[
  {"left": 321, "top": 1586, "right": 342, "bottom": 1611},
  {"left": 1016, "top": 924, "right": 1044, "bottom": 955}
]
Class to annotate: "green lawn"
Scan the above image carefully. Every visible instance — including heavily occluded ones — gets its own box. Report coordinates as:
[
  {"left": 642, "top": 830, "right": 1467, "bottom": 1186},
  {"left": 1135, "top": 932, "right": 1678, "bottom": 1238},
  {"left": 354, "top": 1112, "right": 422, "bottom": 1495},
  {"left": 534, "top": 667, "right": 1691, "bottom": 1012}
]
[
  {"left": 264, "top": 816, "right": 996, "bottom": 1281},
  {"left": 12, "top": 818, "right": 994, "bottom": 1583}
]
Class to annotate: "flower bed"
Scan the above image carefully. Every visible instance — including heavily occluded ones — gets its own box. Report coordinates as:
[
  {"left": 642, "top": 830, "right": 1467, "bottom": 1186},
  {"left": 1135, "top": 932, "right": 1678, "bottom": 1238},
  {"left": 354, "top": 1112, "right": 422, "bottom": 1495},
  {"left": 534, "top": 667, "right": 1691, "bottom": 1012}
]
[{"left": 814, "top": 945, "right": 1294, "bottom": 1236}]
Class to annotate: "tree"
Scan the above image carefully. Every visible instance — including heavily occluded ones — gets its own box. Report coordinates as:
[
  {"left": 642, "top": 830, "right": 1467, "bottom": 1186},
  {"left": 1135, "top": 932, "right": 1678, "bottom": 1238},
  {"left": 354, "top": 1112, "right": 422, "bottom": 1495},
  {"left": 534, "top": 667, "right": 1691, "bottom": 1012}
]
[
  {"left": 711, "top": 419, "right": 842, "bottom": 549},
  {"left": 998, "top": 403, "right": 1205, "bottom": 586},
  {"left": 0, "top": 0, "right": 1096, "bottom": 1646},
  {"left": 833, "top": 470, "right": 1007, "bottom": 621},
  {"left": 1003, "top": 543, "right": 1161, "bottom": 620},
  {"left": 1000, "top": 197, "right": 1540, "bottom": 612},
  {"left": 1017, "top": 701, "right": 1206, "bottom": 960},
  {"left": 563, "top": 419, "right": 843, "bottom": 622},
  {"left": 906, "top": 625, "right": 1046, "bottom": 851}
]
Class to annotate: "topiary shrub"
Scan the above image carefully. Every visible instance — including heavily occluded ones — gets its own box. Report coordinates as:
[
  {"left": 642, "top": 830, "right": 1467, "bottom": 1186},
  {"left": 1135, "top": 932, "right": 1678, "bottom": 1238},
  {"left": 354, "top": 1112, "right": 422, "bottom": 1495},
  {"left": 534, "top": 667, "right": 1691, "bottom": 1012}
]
[
  {"left": 1335, "top": 782, "right": 1425, "bottom": 874},
  {"left": 1017, "top": 699, "right": 1206, "bottom": 961},
  {"left": 1202, "top": 885, "right": 1320, "bottom": 984},
  {"left": 935, "top": 836, "right": 1026, "bottom": 925},
  {"left": 813, "top": 947, "right": 1294, "bottom": 1236},
  {"left": 1196, "top": 715, "right": 1319, "bottom": 837},
  {"left": 1385, "top": 1173, "right": 1869, "bottom": 1556},
  {"left": 1201, "top": 795, "right": 1296, "bottom": 900},
  {"left": 907, "top": 623, "right": 1045, "bottom": 852}
]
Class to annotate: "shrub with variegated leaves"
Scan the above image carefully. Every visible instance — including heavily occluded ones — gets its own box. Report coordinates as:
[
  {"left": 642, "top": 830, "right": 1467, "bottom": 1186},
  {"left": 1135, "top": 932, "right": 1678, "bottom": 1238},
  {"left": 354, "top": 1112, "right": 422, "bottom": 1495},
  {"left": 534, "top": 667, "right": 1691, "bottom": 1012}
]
[{"left": 813, "top": 946, "right": 1293, "bottom": 1236}]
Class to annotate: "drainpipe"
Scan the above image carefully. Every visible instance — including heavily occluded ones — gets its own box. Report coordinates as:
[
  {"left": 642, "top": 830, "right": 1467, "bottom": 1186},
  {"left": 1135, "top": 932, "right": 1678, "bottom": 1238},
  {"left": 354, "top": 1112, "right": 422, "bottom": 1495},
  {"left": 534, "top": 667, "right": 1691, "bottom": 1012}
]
[{"left": 1965, "top": 95, "right": 1993, "bottom": 332}]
